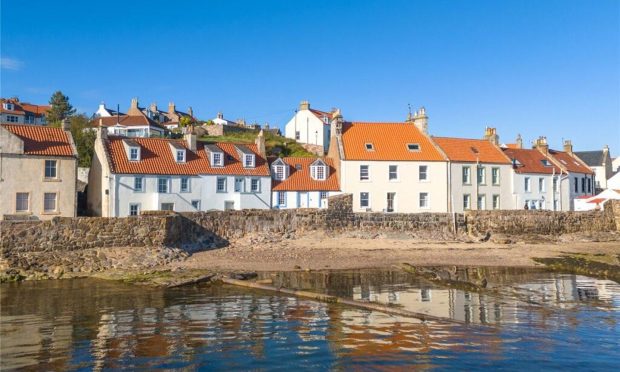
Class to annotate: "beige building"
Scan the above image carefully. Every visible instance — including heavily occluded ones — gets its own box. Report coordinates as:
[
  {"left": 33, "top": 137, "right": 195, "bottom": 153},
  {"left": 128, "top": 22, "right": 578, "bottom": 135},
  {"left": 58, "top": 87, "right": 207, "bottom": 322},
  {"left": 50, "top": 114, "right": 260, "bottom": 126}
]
[{"left": 0, "top": 124, "right": 78, "bottom": 219}]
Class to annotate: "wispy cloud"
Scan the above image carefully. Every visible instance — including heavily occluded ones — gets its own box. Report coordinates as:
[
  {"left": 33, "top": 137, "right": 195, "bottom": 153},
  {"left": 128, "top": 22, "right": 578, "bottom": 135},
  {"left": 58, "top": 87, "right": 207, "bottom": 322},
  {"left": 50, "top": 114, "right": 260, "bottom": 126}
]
[{"left": 1, "top": 57, "right": 23, "bottom": 71}]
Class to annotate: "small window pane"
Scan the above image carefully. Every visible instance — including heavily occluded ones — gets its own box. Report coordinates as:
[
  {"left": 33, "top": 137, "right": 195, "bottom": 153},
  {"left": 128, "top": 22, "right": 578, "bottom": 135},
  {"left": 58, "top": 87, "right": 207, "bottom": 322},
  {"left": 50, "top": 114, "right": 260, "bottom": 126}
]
[
  {"left": 134, "top": 177, "right": 143, "bottom": 191},
  {"left": 129, "top": 204, "right": 140, "bottom": 216},
  {"left": 251, "top": 179, "right": 260, "bottom": 192},
  {"left": 181, "top": 177, "right": 189, "bottom": 192},
  {"left": 360, "top": 165, "right": 369, "bottom": 181},
  {"left": 16, "top": 193, "right": 29, "bottom": 212},
  {"left": 419, "top": 165, "right": 428, "bottom": 181},
  {"left": 44, "top": 193, "right": 57, "bottom": 212},
  {"left": 191, "top": 200, "right": 200, "bottom": 210},
  {"left": 158, "top": 178, "right": 168, "bottom": 193},
  {"left": 217, "top": 178, "right": 227, "bottom": 192},
  {"left": 360, "top": 192, "right": 369, "bottom": 208},
  {"left": 45, "top": 160, "right": 57, "bottom": 178},
  {"left": 278, "top": 192, "right": 286, "bottom": 206},
  {"left": 389, "top": 165, "right": 398, "bottom": 180},
  {"left": 419, "top": 192, "right": 429, "bottom": 208}
]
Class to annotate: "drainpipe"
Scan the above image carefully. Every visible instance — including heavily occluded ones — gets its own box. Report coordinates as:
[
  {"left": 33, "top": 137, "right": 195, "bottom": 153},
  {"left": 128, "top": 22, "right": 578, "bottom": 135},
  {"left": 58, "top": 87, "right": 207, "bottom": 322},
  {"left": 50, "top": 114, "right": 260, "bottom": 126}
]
[{"left": 559, "top": 172, "right": 569, "bottom": 211}]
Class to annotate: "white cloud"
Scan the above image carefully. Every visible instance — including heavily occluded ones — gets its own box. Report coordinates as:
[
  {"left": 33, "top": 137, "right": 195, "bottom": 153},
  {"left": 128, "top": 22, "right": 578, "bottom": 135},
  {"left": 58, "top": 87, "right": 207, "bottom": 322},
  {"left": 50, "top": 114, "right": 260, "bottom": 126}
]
[{"left": 1, "top": 57, "right": 23, "bottom": 71}]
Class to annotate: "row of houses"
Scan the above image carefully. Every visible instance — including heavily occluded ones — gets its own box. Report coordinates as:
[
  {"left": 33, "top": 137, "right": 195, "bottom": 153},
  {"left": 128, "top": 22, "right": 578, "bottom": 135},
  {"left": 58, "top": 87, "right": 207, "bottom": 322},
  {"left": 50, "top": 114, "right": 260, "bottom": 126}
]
[{"left": 0, "top": 101, "right": 611, "bottom": 219}]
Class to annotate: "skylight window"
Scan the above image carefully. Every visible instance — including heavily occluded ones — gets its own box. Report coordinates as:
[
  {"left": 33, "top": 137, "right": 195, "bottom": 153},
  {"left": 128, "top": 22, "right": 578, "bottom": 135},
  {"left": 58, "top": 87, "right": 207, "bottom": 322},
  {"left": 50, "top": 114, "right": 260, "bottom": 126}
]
[
  {"left": 365, "top": 143, "right": 374, "bottom": 151},
  {"left": 407, "top": 143, "right": 420, "bottom": 152}
]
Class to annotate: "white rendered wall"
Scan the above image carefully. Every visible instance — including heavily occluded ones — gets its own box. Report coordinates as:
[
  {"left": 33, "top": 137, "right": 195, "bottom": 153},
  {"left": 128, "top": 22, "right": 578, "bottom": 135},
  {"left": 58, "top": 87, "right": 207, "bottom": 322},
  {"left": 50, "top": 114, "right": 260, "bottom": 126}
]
[{"left": 284, "top": 110, "right": 329, "bottom": 152}]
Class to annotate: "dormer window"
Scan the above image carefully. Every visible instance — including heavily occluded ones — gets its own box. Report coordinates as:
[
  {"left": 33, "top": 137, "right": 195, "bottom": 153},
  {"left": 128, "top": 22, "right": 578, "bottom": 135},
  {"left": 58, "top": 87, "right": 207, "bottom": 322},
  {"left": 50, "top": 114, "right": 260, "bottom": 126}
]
[
  {"left": 212, "top": 152, "right": 223, "bottom": 166},
  {"left": 3, "top": 102, "right": 14, "bottom": 111},
  {"left": 365, "top": 143, "right": 374, "bottom": 151},
  {"left": 541, "top": 159, "right": 551, "bottom": 167},
  {"left": 130, "top": 147, "right": 139, "bottom": 161},
  {"left": 169, "top": 142, "right": 186, "bottom": 163},
  {"left": 295, "top": 164, "right": 302, "bottom": 170},
  {"left": 310, "top": 159, "right": 329, "bottom": 181},
  {"left": 123, "top": 139, "right": 141, "bottom": 161},
  {"left": 244, "top": 154, "right": 255, "bottom": 168},
  {"left": 234, "top": 144, "right": 256, "bottom": 168},
  {"left": 176, "top": 150, "right": 186, "bottom": 163},
  {"left": 407, "top": 143, "right": 420, "bottom": 152},
  {"left": 323, "top": 115, "right": 329, "bottom": 124}
]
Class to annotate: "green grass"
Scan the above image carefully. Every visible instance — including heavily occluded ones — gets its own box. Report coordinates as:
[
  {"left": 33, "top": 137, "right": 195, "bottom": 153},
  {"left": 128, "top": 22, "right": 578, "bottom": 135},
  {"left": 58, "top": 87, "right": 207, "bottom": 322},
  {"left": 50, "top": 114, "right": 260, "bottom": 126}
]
[{"left": 199, "top": 131, "right": 317, "bottom": 157}]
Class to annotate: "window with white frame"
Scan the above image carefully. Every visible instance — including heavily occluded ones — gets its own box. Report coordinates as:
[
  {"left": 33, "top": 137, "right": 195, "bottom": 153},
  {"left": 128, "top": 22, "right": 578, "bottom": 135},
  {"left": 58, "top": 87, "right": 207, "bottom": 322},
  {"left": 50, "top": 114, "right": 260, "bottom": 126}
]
[
  {"left": 176, "top": 150, "right": 186, "bottom": 163},
  {"left": 538, "top": 178, "right": 545, "bottom": 192},
  {"left": 191, "top": 200, "right": 201, "bottom": 210},
  {"left": 389, "top": 165, "right": 398, "bottom": 181},
  {"left": 295, "top": 131, "right": 300, "bottom": 140},
  {"left": 477, "top": 195, "right": 486, "bottom": 210},
  {"left": 158, "top": 178, "right": 169, "bottom": 193},
  {"left": 462, "top": 166, "right": 471, "bottom": 184},
  {"left": 463, "top": 194, "right": 471, "bottom": 210},
  {"left": 491, "top": 167, "right": 500, "bottom": 185},
  {"left": 273, "top": 164, "right": 286, "bottom": 180},
  {"left": 6, "top": 115, "right": 19, "bottom": 123},
  {"left": 3, "top": 102, "right": 14, "bottom": 110},
  {"left": 130, "top": 147, "right": 139, "bottom": 161},
  {"left": 180, "top": 177, "right": 190, "bottom": 192},
  {"left": 212, "top": 152, "right": 223, "bottom": 166},
  {"left": 477, "top": 167, "right": 486, "bottom": 185},
  {"left": 45, "top": 160, "right": 57, "bottom": 179},
  {"left": 360, "top": 165, "right": 369, "bottom": 181},
  {"left": 16, "top": 193, "right": 29, "bottom": 212},
  {"left": 278, "top": 191, "right": 286, "bottom": 206},
  {"left": 311, "top": 165, "right": 326, "bottom": 180},
  {"left": 320, "top": 191, "right": 328, "bottom": 199},
  {"left": 419, "top": 165, "right": 428, "bottom": 181},
  {"left": 134, "top": 177, "right": 143, "bottom": 192},
  {"left": 216, "top": 177, "right": 227, "bottom": 192},
  {"left": 250, "top": 178, "right": 260, "bottom": 192},
  {"left": 419, "top": 192, "right": 429, "bottom": 209},
  {"left": 244, "top": 154, "right": 255, "bottom": 168},
  {"left": 44, "top": 192, "right": 57, "bottom": 212},
  {"left": 360, "top": 192, "right": 370, "bottom": 208},
  {"left": 553, "top": 177, "right": 558, "bottom": 192},
  {"left": 525, "top": 177, "right": 531, "bottom": 192},
  {"left": 129, "top": 203, "right": 140, "bottom": 216},
  {"left": 492, "top": 194, "right": 500, "bottom": 210}
]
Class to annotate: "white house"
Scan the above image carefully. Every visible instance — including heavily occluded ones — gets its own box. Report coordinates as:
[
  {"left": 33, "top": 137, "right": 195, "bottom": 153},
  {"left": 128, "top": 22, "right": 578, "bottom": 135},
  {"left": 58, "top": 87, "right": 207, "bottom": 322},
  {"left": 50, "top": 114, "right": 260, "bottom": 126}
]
[
  {"left": 433, "top": 128, "right": 513, "bottom": 213},
  {"left": 284, "top": 101, "right": 338, "bottom": 155},
  {"left": 328, "top": 112, "right": 449, "bottom": 213},
  {"left": 88, "top": 129, "right": 271, "bottom": 217},
  {"left": 271, "top": 157, "right": 340, "bottom": 209},
  {"left": 211, "top": 112, "right": 238, "bottom": 126}
]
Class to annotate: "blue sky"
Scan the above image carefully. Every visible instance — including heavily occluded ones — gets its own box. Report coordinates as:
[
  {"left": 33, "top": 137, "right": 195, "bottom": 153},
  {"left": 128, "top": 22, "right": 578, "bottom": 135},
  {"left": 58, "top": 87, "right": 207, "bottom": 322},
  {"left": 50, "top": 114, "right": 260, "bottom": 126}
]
[{"left": 2, "top": 0, "right": 619, "bottom": 154}]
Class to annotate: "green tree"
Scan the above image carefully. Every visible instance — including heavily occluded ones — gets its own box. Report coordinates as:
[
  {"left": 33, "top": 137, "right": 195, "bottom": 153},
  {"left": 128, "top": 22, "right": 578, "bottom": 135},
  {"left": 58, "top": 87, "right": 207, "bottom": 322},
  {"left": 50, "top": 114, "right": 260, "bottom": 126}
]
[
  {"left": 179, "top": 115, "right": 196, "bottom": 127},
  {"left": 51, "top": 114, "right": 96, "bottom": 167},
  {"left": 46, "top": 91, "right": 76, "bottom": 124}
]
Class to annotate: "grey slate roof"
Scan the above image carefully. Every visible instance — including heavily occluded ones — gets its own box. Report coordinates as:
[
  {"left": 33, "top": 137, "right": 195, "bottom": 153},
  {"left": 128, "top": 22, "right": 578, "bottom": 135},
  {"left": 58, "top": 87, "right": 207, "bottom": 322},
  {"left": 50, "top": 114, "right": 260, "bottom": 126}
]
[{"left": 574, "top": 151, "right": 605, "bottom": 166}]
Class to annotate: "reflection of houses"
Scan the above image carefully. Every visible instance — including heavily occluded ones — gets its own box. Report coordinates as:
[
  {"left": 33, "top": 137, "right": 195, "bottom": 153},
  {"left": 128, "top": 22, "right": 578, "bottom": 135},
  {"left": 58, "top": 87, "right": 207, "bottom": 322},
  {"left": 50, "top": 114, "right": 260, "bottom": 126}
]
[{"left": 271, "top": 157, "right": 340, "bottom": 209}]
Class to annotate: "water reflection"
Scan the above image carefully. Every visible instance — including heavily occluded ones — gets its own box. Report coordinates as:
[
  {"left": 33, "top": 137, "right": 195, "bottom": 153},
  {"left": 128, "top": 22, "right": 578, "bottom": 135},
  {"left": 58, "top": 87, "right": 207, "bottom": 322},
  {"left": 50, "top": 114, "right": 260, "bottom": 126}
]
[{"left": 1, "top": 269, "right": 619, "bottom": 370}]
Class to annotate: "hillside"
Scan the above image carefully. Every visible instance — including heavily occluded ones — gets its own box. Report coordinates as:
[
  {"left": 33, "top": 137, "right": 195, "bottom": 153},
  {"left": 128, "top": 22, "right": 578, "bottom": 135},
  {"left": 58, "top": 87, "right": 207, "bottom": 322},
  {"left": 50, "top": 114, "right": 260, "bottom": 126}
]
[{"left": 199, "top": 131, "right": 317, "bottom": 158}]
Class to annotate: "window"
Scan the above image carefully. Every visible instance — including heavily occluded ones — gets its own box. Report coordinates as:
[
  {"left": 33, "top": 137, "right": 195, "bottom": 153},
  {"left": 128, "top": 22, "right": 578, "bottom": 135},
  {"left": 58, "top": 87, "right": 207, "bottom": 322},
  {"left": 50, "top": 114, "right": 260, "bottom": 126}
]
[
  {"left": 45, "top": 160, "right": 57, "bottom": 179},
  {"left": 407, "top": 143, "right": 420, "bottom": 152},
  {"left": 176, "top": 150, "right": 185, "bottom": 163},
  {"left": 477, "top": 195, "right": 486, "bottom": 210},
  {"left": 161, "top": 203, "right": 174, "bottom": 211},
  {"left": 419, "top": 165, "right": 428, "bottom": 181},
  {"left": 419, "top": 192, "right": 429, "bottom": 209},
  {"left": 130, "top": 148, "right": 139, "bottom": 161},
  {"left": 244, "top": 154, "right": 255, "bottom": 168},
  {"left": 212, "top": 152, "right": 223, "bottom": 166},
  {"left": 477, "top": 167, "right": 486, "bottom": 185},
  {"left": 581, "top": 177, "right": 585, "bottom": 193},
  {"left": 553, "top": 177, "right": 558, "bottom": 192},
  {"left": 295, "top": 131, "right": 300, "bottom": 140},
  {"left": 389, "top": 165, "right": 398, "bottom": 181},
  {"left": 216, "top": 177, "right": 227, "bottom": 192},
  {"left": 462, "top": 166, "right": 471, "bottom": 185},
  {"left": 278, "top": 192, "right": 286, "bottom": 207},
  {"left": 387, "top": 192, "right": 396, "bottom": 212},
  {"left": 134, "top": 177, "right": 143, "bottom": 192},
  {"left": 44, "top": 193, "right": 57, "bottom": 212},
  {"left": 180, "top": 177, "right": 190, "bottom": 192},
  {"left": 574, "top": 178, "right": 578, "bottom": 193},
  {"left": 129, "top": 203, "right": 140, "bottom": 216},
  {"left": 6, "top": 115, "right": 19, "bottom": 123},
  {"left": 234, "top": 177, "right": 245, "bottom": 192},
  {"left": 158, "top": 178, "right": 169, "bottom": 193},
  {"left": 16, "top": 193, "right": 29, "bottom": 212},
  {"left": 538, "top": 178, "right": 545, "bottom": 192},
  {"left": 365, "top": 143, "right": 374, "bottom": 151},
  {"left": 587, "top": 177, "right": 592, "bottom": 193},
  {"left": 320, "top": 191, "right": 328, "bottom": 199},
  {"left": 251, "top": 178, "right": 260, "bottom": 192},
  {"left": 492, "top": 195, "right": 500, "bottom": 210},
  {"left": 360, "top": 192, "right": 370, "bottom": 208},
  {"left": 524, "top": 177, "right": 531, "bottom": 192},
  {"left": 463, "top": 194, "right": 471, "bottom": 210},
  {"left": 360, "top": 165, "right": 369, "bottom": 181},
  {"left": 491, "top": 167, "right": 500, "bottom": 186},
  {"left": 311, "top": 165, "right": 326, "bottom": 180},
  {"left": 191, "top": 200, "right": 201, "bottom": 210},
  {"left": 3, "top": 102, "right": 14, "bottom": 110}
]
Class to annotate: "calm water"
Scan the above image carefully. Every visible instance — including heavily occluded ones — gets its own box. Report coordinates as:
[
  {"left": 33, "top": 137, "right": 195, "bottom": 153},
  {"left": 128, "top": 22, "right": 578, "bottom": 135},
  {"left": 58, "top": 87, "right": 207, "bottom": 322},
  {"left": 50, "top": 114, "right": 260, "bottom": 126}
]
[{"left": 1, "top": 268, "right": 619, "bottom": 370}]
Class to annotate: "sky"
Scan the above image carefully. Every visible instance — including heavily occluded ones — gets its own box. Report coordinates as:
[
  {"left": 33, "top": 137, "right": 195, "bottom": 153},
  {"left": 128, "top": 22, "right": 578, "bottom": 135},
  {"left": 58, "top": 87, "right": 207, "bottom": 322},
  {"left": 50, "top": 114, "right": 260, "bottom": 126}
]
[{"left": 1, "top": 0, "right": 619, "bottom": 154}]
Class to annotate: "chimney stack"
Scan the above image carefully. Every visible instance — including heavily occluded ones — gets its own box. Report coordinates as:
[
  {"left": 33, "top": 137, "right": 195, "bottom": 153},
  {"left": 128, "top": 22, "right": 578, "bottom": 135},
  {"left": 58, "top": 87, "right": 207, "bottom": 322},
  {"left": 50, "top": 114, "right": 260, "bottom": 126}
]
[
  {"left": 483, "top": 127, "right": 499, "bottom": 145},
  {"left": 563, "top": 139, "right": 573, "bottom": 154},
  {"left": 185, "top": 132, "right": 197, "bottom": 152},
  {"left": 127, "top": 97, "right": 141, "bottom": 116},
  {"left": 131, "top": 98, "right": 138, "bottom": 109},
  {"left": 534, "top": 136, "right": 549, "bottom": 155},
  {"left": 168, "top": 102, "right": 175, "bottom": 114},
  {"left": 217, "top": 112, "right": 224, "bottom": 120},
  {"left": 516, "top": 134, "right": 523, "bottom": 149},
  {"left": 412, "top": 107, "right": 428, "bottom": 134},
  {"left": 255, "top": 129, "right": 266, "bottom": 157},
  {"left": 299, "top": 100, "right": 310, "bottom": 111},
  {"left": 97, "top": 118, "right": 107, "bottom": 140},
  {"left": 61, "top": 118, "right": 71, "bottom": 131},
  {"left": 150, "top": 102, "right": 157, "bottom": 113}
]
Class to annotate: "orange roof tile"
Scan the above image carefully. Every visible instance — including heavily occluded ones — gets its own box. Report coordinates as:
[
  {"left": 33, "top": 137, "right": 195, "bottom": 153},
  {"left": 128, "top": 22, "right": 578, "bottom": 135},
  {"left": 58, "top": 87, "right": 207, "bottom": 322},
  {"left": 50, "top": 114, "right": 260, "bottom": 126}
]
[
  {"left": 341, "top": 122, "right": 446, "bottom": 161},
  {"left": 1, "top": 124, "right": 75, "bottom": 157},
  {"left": 271, "top": 157, "right": 340, "bottom": 191},
  {"left": 433, "top": 137, "right": 511, "bottom": 164},
  {"left": 92, "top": 115, "right": 166, "bottom": 130},
  {"left": 105, "top": 136, "right": 270, "bottom": 176},
  {"left": 502, "top": 148, "right": 562, "bottom": 174},
  {"left": 20, "top": 103, "right": 50, "bottom": 116},
  {"left": 549, "top": 150, "right": 593, "bottom": 174},
  {"left": 1, "top": 98, "right": 49, "bottom": 117}
]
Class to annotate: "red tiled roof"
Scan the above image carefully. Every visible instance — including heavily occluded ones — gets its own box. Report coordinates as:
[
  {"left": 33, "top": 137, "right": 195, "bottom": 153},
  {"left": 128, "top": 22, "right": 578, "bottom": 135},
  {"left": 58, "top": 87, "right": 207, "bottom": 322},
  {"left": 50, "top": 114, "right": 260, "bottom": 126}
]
[
  {"left": 20, "top": 102, "right": 50, "bottom": 116},
  {"left": 549, "top": 150, "right": 593, "bottom": 174},
  {"left": 341, "top": 122, "right": 446, "bottom": 161},
  {"left": 433, "top": 137, "right": 511, "bottom": 164},
  {"left": 1, "top": 98, "right": 49, "bottom": 117},
  {"left": 504, "top": 143, "right": 520, "bottom": 149},
  {"left": 1, "top": 124, "right": 75, "bottom": 157},
  {"left": 105, "top": 136, "right": 270, "bottom": 176},
  {"left": 271, "top": 157, "right": 340, "bottom": 191},
  {"left": 503, "top": 148, "right": 562, "bottom": 174},
  {"left": 92, "top": 115, "right": 166, "bottom": 130},
  {"left": 587, "top": 198, "right": 606, "bottom": 204}
]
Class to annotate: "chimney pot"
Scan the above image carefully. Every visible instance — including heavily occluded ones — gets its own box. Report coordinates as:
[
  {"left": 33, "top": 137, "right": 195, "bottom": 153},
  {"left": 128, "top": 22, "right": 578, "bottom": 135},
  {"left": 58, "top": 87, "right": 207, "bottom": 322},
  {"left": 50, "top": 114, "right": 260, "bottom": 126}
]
[{"left": 299, "top": 100, "right": 310, "bottom": 111}]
